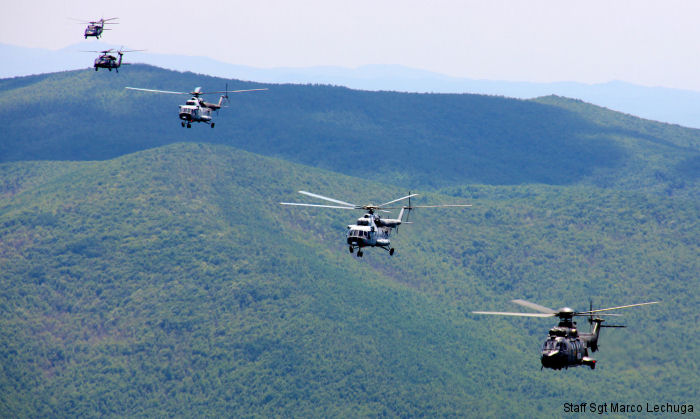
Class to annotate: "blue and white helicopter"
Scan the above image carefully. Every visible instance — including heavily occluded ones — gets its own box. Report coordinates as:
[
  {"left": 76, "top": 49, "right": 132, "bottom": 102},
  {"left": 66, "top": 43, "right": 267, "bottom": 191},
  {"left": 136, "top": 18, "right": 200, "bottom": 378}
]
[
  {"left": 125, "top": 85, "right": 267, "bottom": 128},
  {"left": 282, "top": 191, "right": 471, "bottom": 257}
]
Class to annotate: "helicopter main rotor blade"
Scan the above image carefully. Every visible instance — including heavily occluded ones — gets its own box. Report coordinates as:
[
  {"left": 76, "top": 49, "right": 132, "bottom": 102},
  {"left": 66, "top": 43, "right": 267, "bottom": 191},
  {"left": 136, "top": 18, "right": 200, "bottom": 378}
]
[
  {"left": 575, "top": 301, "right": 659, "bottom": 315},
  {"left": 298, "top": 191, "right": 358, "bottom": 208},
  {"left": 198, "top": 88, "right": 268, "bottom": 95},
  {"left": 472, "top": 311, "right": 555, "bottom": 318},
  {"left": 511, "top": 299, "right": 556, "bottom": 314},
  {"left": 406, "top": 204, "right": 472, "bottom": 208},
  {"left": 377, "top": 194, "right": 419, "bottom": 208},
  {"left": 280, "top": 203, "right": 356, "bottom": 209},
  {"left": 361, "top": 207, "right": 407, "bottom": 216},
  {"left": 125, "top": 87, "right": 190, "bottom": 95}
]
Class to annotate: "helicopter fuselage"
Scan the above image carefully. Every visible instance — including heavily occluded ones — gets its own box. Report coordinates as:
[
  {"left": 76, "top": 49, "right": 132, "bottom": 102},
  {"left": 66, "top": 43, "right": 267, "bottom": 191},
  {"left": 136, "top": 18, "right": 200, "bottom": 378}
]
[
  {"left": 346, "top": 212, "right": 403, "bottom": 256},
  {"left": 540, "top": 317, "right": 601, "bottom": 370},
  {"left": 84, "top": 24, "right": 103, "bottom": 38},
  {"left": 93, "top": 53, "right": 122, "bottom": 72},
  {"left": 177, "top": 96, "right": 220, "bottom": 126}
]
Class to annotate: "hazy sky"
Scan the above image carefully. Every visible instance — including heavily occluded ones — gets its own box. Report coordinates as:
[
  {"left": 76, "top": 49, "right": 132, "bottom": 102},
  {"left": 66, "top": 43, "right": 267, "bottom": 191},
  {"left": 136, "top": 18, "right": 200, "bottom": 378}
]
[{"left": 4, "top": 1, "right": 700, "bottom": 91}]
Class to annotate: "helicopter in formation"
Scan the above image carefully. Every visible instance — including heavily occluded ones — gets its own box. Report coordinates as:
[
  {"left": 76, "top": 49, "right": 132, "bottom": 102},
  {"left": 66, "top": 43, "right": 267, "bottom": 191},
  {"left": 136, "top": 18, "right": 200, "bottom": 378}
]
[
  {"left": 472, "top": 299, "right": 658, "bottom": 370},
  {"left": 85, "top": 48, "right": 142, "bottom": 72},
  {"left": 125, "top": 85, "right": 268, "bottom": 128},
  {"left": 281, "top": 191, "right": 471, "bottom": 257},
  {"left": 73, "top": 17, "right": 119, "bottom": 39}
]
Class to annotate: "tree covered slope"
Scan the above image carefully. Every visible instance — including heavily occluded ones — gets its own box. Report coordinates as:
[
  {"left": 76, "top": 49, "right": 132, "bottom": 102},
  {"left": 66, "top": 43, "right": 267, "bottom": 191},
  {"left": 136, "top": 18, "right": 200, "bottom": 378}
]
[{"left": 0, "top": 144, "right": 697, "bottom": 417}]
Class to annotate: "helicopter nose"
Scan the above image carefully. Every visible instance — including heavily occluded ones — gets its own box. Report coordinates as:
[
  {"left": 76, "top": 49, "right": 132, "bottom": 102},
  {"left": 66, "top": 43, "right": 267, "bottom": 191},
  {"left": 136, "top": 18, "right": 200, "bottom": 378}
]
[{"left": 540, "top": 350, "right": 562, "bottom": 369}]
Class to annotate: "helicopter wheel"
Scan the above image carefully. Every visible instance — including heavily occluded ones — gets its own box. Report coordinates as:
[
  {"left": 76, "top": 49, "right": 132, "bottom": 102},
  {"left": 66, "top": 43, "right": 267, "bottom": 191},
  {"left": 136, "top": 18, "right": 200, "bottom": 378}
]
[
  {"left": 187, "top": 123, "right": 192, "bottom": 128},
  {"left": 389, "top": 248, "right": 395, "bottom": 256},
  {"left": 94, "top": 68, "right": 98, "bottom": 71},
  {"left": 357, "top": 251, "right": 363, "bottom": 258},
  {"left": 211, "top": 123, "right": 215, "bottom": 128},
  {"left": 181, "top": 122, "right": 185, "bottom": 127},
  {"left": 349, "top": 246, "right": 354, "bottom": 253}
]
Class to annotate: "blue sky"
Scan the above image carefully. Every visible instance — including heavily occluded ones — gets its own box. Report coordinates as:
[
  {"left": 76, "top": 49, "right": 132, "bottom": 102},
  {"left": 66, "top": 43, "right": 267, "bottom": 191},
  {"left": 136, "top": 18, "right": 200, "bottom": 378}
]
[{"left": 4, "top": 0, "right": 700, "bottom": 91}]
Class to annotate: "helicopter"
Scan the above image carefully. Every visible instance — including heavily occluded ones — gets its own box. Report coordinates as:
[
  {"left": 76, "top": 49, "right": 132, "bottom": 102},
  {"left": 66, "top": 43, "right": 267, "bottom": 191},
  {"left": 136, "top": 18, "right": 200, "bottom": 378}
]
[
  {"left": 72, "top": 17, "right": 119, "bottom": 39},
  {"left": 124, "top": 85, "right": 268, "bottom": 128},
  {"left": 472, "top": 299, "right": 659, "bottom": 370},
  {"left": 85, "top": 48, "right": 142, "bottom": 72},
  {"left": 281, "top": 191, "right": 471, "bottom": 257}
]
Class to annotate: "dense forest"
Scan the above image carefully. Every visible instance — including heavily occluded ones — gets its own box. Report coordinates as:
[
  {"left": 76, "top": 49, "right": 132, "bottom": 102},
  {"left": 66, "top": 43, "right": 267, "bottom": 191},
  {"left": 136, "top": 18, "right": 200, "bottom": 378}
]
[{"left": 0, "top": 67, "right": 698, "bottom": 416}]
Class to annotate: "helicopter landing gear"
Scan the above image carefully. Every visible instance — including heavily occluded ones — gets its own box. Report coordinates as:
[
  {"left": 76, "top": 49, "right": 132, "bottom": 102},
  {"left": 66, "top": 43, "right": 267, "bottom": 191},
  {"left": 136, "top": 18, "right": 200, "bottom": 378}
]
[
  {"left": 94, "top": 67, "right": 98, "bottom": 71},
  {"left": 187, "top": 123, "right": 192, "bottom": 128},
  {"left": 389, "top": 248, "right": 395, "bottom": 256},
  {"left": 211, "top": 123, "right": 215, "bottom": 128},
  {"left": 181, "top": 122, "right": 185, "bottom": 127},
  {"left": 349, "top": 246, "right": 354, "bottom": 253},
  {"left": 356, "top": 250, "right": 363, "bottom": 258}
]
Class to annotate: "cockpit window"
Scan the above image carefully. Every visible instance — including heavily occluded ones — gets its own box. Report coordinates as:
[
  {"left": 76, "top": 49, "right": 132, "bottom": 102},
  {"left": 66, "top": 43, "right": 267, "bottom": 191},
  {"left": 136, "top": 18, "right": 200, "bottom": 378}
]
[{"left": 349, "top": 230, "right": 370, "bottom": 238}]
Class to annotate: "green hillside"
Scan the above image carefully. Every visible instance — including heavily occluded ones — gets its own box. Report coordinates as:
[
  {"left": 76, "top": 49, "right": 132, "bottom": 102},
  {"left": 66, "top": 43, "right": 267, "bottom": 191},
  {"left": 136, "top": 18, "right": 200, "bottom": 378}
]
[
  {"left": 1, "top": 144, "right": 697, "bottom": 417},
  {"left": 1, "top": 66, "right": 697, "bottom": 196}
]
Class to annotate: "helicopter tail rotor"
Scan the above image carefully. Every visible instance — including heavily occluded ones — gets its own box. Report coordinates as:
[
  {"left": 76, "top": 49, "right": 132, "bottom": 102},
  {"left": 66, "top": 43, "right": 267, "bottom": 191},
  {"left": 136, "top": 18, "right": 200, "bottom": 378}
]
[
  {"left": 405, "top": 192, "right": 413, "bottom": 224},
  {"left": 216, "top": 83, "right": 231, "bottom": 114},
  {"left": 395, "top": 192, "right": 413, "bottom": 235}
]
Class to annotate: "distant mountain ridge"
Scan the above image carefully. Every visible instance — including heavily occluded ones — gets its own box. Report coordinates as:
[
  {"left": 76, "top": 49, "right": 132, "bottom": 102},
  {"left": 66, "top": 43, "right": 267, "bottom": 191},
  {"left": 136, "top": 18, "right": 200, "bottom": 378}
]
[
  {"left": 4, "top": 42, "right": 700, "bottom": 128},
  {"left": 1, "top": 65, "right": 697, "bottom": 198}
]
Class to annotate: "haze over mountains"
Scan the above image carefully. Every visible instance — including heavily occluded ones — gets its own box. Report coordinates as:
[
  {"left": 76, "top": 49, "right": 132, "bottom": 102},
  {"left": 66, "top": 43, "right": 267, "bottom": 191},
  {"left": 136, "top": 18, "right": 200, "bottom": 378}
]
[
  {"left": 4, "top": 41, "right": 700, "bottom": 129},
  {"left": 1, "top": 65, "right": 698, "bottom": 416}
]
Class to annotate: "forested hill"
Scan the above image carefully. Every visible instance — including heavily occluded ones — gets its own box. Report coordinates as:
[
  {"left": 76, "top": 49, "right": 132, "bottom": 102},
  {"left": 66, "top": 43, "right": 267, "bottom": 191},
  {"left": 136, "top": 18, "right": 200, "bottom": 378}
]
[
  {"left": 1, "top": 65, "right": 697, "bottom": 195},
  {"left": 1, "top": 143, "right": 697, "bottom": 416}
]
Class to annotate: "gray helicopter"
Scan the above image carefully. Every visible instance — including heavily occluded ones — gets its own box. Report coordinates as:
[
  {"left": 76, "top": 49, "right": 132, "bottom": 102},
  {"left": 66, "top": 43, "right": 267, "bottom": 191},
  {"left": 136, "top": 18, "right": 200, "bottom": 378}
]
[
  {"left": 473, "top": 300, "right": 659, "bottom": 370},
  {"left": 125, "top": 85, "right": 267, "bottom": 128},
  {"left": 281, "top": 191, "right": 471, "bottom": 257}
]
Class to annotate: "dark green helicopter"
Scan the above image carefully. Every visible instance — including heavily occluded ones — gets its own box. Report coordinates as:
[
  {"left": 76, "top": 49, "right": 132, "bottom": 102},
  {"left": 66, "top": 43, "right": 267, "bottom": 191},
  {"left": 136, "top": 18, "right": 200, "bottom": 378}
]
[{"left": 473, "top": 299, "right": 658, "bottom": 370}]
